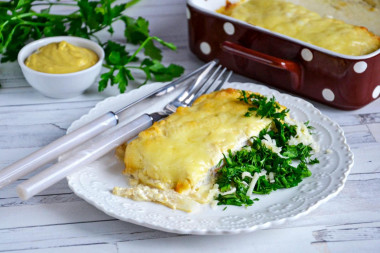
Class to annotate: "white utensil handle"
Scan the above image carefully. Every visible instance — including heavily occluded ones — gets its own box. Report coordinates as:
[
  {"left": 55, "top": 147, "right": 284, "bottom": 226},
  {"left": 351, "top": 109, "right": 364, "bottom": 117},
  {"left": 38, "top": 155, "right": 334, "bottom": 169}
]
[
  {"left": 17, "top": 114, "right": 153, "bottom": 200},
  {"left": 0, "top": 112, "right": 118, "bottom": 189}
]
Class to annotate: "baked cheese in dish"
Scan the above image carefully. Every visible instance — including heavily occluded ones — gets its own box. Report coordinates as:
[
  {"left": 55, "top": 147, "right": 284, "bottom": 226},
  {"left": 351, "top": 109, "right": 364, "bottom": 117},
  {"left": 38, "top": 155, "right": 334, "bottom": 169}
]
[
  {"left": 217, "top": 0, "right": 380, "bottom": 56},
  {"left": 113, "top": 88, "right": 276, "bottom": 212}
]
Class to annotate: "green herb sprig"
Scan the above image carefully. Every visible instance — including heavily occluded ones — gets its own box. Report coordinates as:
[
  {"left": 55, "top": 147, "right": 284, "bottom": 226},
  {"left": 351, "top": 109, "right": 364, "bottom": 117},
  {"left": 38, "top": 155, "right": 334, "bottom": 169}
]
[
  {"left": 0, "top": 0, "right": 184, "bottom": 93},
  {"left": 239, "top": 90, "right": 289, "bottom": 119},
  {"left": 215, "top": 91, "right": 319, "bottom": 207}
]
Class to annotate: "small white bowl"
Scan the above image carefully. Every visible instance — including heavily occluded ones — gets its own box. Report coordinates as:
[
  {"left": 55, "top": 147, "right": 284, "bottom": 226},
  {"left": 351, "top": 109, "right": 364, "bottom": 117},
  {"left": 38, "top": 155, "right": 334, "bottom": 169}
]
[{"left": 18, "top": 36, "right": 105, "bottom": 99}]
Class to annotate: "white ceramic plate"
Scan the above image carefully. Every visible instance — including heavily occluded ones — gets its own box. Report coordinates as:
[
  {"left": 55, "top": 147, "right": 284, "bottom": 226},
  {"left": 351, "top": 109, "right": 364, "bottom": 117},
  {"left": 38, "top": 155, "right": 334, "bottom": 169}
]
[{"left": 67, "top": 82, "right": 353, "bottom": 235}]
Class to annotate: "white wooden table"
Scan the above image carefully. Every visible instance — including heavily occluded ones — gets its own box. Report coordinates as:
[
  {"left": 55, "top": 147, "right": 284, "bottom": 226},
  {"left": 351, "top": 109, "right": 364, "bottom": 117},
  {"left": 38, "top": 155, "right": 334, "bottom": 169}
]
[{"left": 1, "top": 1, "right": 379, "bottom": 252}]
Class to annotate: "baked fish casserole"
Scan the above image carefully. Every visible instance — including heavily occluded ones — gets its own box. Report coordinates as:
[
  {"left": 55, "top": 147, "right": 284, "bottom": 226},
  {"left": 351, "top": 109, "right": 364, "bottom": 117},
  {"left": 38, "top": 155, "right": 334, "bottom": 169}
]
[
  {"left": 217, "top": 0, "right": 380, "bottom": 56},
  {"left": 113, "top": 89, "right": 319, "bottom": 212}
]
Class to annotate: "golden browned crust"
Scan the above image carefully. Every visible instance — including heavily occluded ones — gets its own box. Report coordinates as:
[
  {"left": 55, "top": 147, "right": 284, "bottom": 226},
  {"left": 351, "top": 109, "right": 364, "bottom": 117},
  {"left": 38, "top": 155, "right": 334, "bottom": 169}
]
[
  {"left": 217, "top": 0, "right": 380, "bottom": 55},
  {"left": 113, "top": 88, "right": 292, "bottom": 211},
  {"left": 122, "top": 88, "right": 272, "bottom": 194},
  {"left": 216, "top": 0, "right": 241, "bottom": 15}
]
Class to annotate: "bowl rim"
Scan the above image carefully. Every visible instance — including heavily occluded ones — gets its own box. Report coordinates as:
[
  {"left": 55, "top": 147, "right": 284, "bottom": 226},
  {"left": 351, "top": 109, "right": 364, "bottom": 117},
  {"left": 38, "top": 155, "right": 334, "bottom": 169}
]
[{"left": 17, "top": 36, "right": 105, "bottom": 77}]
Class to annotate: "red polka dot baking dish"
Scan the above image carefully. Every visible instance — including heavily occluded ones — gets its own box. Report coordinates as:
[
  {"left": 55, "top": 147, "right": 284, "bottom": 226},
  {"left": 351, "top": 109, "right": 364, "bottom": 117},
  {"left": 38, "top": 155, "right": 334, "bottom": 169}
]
[{"left": 187, "top": 0, "right": 380, "bottom": 110}]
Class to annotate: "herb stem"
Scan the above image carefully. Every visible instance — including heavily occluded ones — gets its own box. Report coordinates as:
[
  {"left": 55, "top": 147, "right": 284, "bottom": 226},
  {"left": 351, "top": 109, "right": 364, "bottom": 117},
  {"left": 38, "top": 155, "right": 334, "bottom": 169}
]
[
  {"left": 10, "top": 12, "right": 78, "bottom": 21},
  {"left": 124, "top": 0, "right": 142, "bottom": 8},
  {"left": 30, "top": 3, "right": 78, "bottom": 7},
  {"left": 126, "top": 36, "right": 156, "bottom": 63},
  {"left": 90, "top": 35, "right": 103, "bottom": 46},
  {"left": 125, "top": 66, "right": 144, "bottom": 69},
  {"left": 103, "top": 63, "right": 145, "bottom": 71}
]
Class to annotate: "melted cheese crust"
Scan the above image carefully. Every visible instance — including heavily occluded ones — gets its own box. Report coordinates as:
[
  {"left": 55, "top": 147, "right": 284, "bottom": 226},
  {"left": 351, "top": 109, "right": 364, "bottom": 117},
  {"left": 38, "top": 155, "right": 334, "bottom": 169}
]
[
  {"left": 218, "top": 0, "right": 380, "bottom": 56},
  {"left": 121, "top": 89, "right": 272, "bottom": 203}
]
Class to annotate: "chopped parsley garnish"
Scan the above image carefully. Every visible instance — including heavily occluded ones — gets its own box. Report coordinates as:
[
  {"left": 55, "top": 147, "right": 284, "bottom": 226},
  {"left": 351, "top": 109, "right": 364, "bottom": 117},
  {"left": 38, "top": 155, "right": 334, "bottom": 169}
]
[
  {"left": 239, "top": 90, "right": 289, "bottom": 119},
  {"left": 215, "top": 90, "right": 319, "bottom": 207}
]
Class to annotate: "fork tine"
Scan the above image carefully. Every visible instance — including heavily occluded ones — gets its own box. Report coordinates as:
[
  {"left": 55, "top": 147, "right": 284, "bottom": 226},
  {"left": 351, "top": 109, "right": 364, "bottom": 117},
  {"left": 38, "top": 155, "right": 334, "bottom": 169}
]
[
  {"left": 206, "top": 67, "right": 227, "bottom": 93},
  {"left": 187, "top": 66, "right": 233, "bottom": 105},
  {"left": 164, "top": 63, "right": 233, "bottom": 115},
  {"left": 175, "top": 60, "right": 217, "bottom": 103},
  {"left": 185, "top": 64, "right": 223, "bottom": 104},
  {"left": 207, "top": 69, "right": 233, "bottom": 93}
]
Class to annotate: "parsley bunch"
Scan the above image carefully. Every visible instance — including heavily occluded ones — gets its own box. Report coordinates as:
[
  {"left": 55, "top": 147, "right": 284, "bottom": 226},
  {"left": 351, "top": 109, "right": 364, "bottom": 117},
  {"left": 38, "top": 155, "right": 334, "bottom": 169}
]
[
  {"left": 215, "top": 91, "right": 319, "bottom": 207},
  {"left": 0, "top": 0, "right": 184, "bottom": 93}
]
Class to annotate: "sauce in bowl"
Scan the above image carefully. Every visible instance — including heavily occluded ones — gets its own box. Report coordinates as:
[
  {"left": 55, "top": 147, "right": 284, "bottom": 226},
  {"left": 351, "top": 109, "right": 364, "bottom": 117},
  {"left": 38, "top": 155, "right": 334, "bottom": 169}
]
[{"left": 25, "top": 41, "right": 99, "bottom": 74}]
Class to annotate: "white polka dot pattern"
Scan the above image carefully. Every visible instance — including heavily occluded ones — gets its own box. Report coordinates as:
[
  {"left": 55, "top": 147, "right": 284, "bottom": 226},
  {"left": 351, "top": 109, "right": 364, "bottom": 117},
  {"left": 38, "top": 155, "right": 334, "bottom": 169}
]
[
  {"left": 301, "top": 48, "right": 313, "bottom": 62},
  {"left": 200, "top": 42, "right": 211, "bottom": 55},
  {"left": 223, "top": 22, "right": 235, "bottom": 35},
  {"left": 353, "top": 61, "right": 367, "bottom": 73},
  {"left": 373, "top": 85, "right": 380, "bottom": 99},
  {"left": 322, "top": 88, "right": 335, "bottom": 102}
]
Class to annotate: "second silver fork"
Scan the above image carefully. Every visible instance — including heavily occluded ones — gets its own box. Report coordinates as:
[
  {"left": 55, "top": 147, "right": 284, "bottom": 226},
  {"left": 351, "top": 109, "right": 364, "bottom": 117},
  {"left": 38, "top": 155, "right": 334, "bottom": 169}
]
[
  {"left": 16, "top": 63, "right": 233, "bottom": 200},
  {"left": 151, "top": 61, "right": 232, "bottom": 122}
]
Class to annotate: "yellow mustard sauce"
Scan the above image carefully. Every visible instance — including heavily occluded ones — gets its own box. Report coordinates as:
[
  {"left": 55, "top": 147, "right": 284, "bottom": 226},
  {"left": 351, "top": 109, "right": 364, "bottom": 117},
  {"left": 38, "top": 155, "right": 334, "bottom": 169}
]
[
  {"left": 217, "top": 0, "right": 380, "bottom": 56},
  {"left": 25, "top": 41, "right": 99, "bottom": 74}
]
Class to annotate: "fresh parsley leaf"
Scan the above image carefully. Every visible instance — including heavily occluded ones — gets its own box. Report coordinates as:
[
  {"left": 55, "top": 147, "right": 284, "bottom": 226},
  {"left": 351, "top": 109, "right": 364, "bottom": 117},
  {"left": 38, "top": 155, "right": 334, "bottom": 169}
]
[
  {"left": 122, "top": 16, "right": 150, "bottom": 44},
  {"left": 144, "top": 40, "right": 163, "bottom": 61},
  {"left": 98, "top": 68, "right": 115, "bottom": 92},
  {"left": 140, "top": 58, "right": 184, "bottom": 84},
  {"left": 148, "top": 60, "right": 184, "bottom": 82}
]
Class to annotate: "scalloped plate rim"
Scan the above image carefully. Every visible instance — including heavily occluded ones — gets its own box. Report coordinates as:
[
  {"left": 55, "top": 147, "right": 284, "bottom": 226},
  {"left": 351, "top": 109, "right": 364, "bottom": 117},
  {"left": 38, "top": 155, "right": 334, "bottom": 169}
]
[{"left": 66, "top": 81, "right": 354, "bottom": 235}]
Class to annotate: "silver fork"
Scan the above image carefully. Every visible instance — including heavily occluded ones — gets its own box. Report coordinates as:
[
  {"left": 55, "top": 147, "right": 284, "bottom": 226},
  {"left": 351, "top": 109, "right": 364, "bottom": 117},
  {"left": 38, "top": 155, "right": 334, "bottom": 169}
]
[
  {"left": 150, "top": 61, "right": 232, "bottom": 122},
  {"left": 0, "top": 61, "right": 216, "bottom": 190},
  {"left": 17, "top": 63, "right": 233, "bottom": 200}
]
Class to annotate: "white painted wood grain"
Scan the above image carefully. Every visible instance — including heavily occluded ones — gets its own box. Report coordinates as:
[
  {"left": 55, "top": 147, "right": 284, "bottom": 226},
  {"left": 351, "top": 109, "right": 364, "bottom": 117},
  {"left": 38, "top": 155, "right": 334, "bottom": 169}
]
[
  {"left": 312, "top": 240, "right": 380, "bottom": 253},
  {"left": 0, "top": 201, "right": 111, "bottom": 230},
  {"left": 117, "top": 223, "right": 380, "bottom": 253},
  {"left": 117, "top": 227, "right": 317, "bottom": 253},
  {"left": 0, "top": 124, "right": 66, "bottom": 149},
  {"left": 0, "top": 219, "right": 176, "bottom": 252},
  {"left": 1, "top": 177, "right": 379, "bottom": 233},
  {"left": 0, "top": 0, "right": 379, "bottom": 251},
  {"left": 3, "top": 244, "right": 117, "bottom": 253},
  {"left": 0, "top": 102, "right": 97, "bottom": 126},
  {"left": 341, "top": 125, "right": 376, "bottom": 144},
  {"left": 0, "top": 179, "right": 72, "bottom": 199},
  {"left": 368, "top": 123, "right": 380, "bottom": 142},
  {"left": 347, "top": 143, "right": 380, "bottom": 174}
]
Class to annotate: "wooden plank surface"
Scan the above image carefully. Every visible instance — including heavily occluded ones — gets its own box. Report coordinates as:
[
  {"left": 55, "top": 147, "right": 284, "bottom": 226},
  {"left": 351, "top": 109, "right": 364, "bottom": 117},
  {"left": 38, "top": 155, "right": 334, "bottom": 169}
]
[{"left": 0, "top": 0, "right": 379, "bottom": 252}]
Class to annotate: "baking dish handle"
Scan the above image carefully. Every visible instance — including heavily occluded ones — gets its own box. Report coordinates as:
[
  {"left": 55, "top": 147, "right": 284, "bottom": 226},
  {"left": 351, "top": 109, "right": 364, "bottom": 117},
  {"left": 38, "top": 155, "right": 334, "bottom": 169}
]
[{"left": 221, "top": 41, "right": 302, "bottom": 90}]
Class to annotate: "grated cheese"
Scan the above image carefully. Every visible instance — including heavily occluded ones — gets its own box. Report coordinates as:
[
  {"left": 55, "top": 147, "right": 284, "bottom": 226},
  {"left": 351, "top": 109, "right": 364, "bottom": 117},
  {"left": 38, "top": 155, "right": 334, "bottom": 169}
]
[
  {"left": 242, "top": 172, "right": 253, "bottom": 179},
  {"left": 285, "top": 116, "right": 320, "bottom": 152},
  {"left": 262, "top": 134, "right": 287, "bottom": 158},
  {"left": 269, "top": 172, "right": 275, "bottom": 183},
  {"left": 246, "top": 171, "right": 267, "bottom": 197},
  {"left": 220, "top": 187, "right": 236, "bottom": 196}
]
